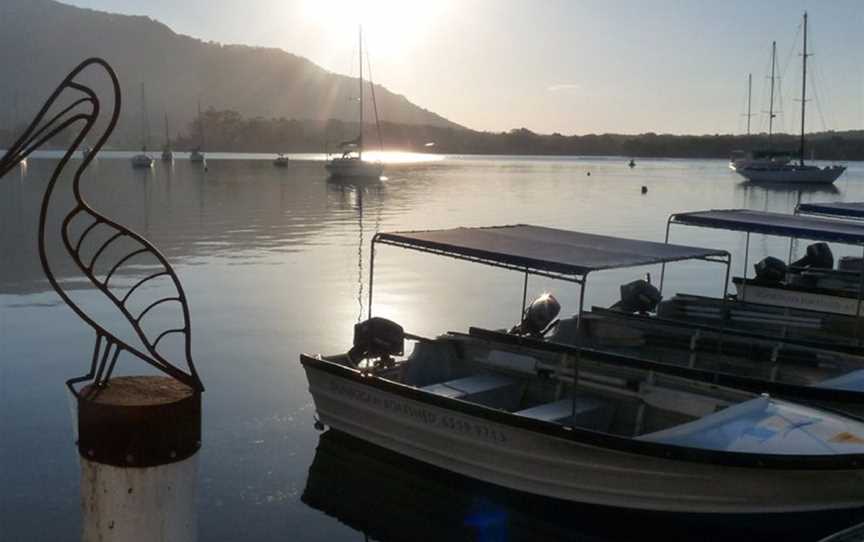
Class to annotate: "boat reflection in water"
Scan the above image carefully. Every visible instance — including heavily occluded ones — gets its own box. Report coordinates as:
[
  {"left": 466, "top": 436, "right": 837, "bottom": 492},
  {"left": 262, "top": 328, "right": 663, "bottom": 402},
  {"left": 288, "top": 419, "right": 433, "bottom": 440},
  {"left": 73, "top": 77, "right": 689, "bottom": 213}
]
[{"left": 302, "top": 430, "right": 862, "bottom": 542}]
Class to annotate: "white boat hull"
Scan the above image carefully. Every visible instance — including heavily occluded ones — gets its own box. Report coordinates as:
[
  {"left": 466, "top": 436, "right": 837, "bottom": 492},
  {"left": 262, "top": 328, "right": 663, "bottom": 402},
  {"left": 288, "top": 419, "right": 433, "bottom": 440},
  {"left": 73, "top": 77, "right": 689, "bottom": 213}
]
[
  {"left": 303, "top": 360, "right": 864, "bottom": 514},
  {"left": 733, "top": 165, "right": 846, "bottom": 184},
  {"left": 325, "top": 159, "right": 383, "bottom": 179},
  {"left": 734, "top": 280, "right": 862, "bottom": 316}
]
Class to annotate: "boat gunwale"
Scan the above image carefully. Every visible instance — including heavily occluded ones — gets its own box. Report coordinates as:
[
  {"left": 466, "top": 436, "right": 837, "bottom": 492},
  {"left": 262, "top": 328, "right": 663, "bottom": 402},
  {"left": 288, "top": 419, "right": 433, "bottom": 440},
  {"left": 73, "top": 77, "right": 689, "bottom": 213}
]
[
  {"left": 467, "top": 326, "right": 864, "bottom": 412},
  {"left": 732, "top": 276, "right": 864, "bottom": 302},
  {"left": 300, "top": 351, "right": 864, "bottom": 470}
]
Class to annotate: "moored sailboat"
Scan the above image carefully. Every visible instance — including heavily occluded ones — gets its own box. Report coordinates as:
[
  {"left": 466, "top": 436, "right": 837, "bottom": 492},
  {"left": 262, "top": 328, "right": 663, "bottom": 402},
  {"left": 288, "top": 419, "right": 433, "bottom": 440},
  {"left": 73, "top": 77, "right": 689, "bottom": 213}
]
[
  {"left": 732, "top": 13, "right": 845, "bottom": 184},
  {"left": 130, "top": 83, "right": 153, "bottom": 169},
  {"left": 325, "top": 26, "right": 383, "bottom": 179}
]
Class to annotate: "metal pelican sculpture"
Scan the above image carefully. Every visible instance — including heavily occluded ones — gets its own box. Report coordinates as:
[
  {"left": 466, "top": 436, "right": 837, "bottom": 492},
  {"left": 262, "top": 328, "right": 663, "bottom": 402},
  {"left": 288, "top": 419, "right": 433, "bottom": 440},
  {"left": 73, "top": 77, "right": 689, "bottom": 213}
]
[{"left": 0, "top": 58, "right": 203, "bottom": 395}]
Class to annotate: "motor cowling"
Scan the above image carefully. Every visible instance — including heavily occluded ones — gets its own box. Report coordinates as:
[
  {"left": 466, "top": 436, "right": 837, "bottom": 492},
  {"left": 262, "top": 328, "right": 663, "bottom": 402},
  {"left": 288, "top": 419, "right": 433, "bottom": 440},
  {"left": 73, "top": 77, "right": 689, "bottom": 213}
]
[
  {"left": 609, "top": 279, "right": 661, "bottom": 314},
  {"left": 754, "top": 256, "right": 787, "bottom": 284},
  {"left": 348, "top": 317, "right": 404, "bottom": 366},
  {"left": 791, "top": 242, "right": 834, "bottom": 269},
  {"left": 510, "top": 293, "right": 561, "bottom": 337}
]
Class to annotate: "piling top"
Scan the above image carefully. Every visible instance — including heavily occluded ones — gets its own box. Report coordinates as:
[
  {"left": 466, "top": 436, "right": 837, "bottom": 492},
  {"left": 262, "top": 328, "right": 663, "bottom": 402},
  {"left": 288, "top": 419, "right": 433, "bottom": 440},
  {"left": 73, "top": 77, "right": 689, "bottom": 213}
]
[
  {"left": 82, "top": 376, "right": 194, "bottom": 407},
  {"left": 77, "top": 376, "right": 201, "bottom": 468}
]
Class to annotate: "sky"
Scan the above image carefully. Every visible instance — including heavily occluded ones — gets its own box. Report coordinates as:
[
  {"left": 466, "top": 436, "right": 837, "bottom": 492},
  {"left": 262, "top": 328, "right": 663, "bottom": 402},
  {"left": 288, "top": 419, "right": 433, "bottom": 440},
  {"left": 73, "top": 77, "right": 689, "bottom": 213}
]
[{"left": 61, "top": 0, "right": 864, "bottom": 135}]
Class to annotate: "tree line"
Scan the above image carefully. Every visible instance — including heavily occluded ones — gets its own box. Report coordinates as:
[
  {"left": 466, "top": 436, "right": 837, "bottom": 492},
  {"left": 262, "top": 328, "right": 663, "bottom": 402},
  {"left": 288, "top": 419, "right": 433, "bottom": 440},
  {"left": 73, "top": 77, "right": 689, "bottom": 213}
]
[{"left": 4, "top": 107, "right": 864, "bottom": 160}]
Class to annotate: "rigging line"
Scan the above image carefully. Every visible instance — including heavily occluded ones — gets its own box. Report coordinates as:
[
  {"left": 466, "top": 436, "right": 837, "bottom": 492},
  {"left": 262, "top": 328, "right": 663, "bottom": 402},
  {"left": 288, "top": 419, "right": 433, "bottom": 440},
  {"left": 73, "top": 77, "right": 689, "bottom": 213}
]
[{"left": 363, "top": 36, "right": 384, "bottom": 152}]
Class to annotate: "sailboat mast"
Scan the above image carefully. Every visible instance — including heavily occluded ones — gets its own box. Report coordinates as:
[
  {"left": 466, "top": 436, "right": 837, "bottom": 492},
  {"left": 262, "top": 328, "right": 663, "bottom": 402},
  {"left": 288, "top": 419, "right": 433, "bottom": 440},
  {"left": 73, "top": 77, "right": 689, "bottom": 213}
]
[
  {"left": 746, "top": 73, "right": 752, "bottom": 135},
  {"left": 197, "top": 99, "right": 204, "bottom": 149},
  {"left": 140, "top": 82, "right": 149, "bottom": 151},
  {"left": 768, "top": 41, "right": 776, "bottom": 144},
  {"left": 164, "top": 113, "right": 170, "bottom": 147},
  {"left": 358, "top": 25, "right": 364, "bottom": 160},
  {"left": 799, "top": 12, "right": 809, "bottom": 166}
]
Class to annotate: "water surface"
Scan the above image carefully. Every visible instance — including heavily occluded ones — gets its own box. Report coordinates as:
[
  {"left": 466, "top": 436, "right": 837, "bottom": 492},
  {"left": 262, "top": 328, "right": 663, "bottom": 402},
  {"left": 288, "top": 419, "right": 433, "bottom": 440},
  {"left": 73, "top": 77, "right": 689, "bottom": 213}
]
[{"left": 2, "top": 155, "right": 863, "bottom": 541}]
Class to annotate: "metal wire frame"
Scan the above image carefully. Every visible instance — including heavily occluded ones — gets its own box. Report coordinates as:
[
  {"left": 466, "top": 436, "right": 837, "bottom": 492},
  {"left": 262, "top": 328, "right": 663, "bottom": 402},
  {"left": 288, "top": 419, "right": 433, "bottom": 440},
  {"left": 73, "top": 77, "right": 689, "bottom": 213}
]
[{"left": 0, "top": 58, "right": 204, "bottom": 396}]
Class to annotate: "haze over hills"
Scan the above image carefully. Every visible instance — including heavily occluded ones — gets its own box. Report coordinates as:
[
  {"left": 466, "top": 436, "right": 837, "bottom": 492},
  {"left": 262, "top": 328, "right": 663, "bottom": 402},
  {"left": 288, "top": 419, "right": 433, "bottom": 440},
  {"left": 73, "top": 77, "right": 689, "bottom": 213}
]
[{"left": 0, "top": 0, "right": 460, "bottom": 146}]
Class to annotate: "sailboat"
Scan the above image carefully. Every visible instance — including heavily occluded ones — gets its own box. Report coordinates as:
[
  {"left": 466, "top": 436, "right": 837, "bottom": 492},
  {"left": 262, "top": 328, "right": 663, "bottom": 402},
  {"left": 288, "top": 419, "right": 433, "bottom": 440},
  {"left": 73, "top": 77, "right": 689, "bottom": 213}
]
[
  {"left": 325, "top": 26, "right": 384, "bottom": 179},
  {"left": 130, "top": 83, "right": 154, "bottom": 169},
  {"left": 189, "top": 99, "right": 206, "bottom": 163},
  {"left": 732, "top": 13, "right": 845, "bottom": 184},
  {"left": 161, "top": 113, "right": 174, "bottom": 162},
  {"left": 729, "top": 45, "right": 792, "bottom": 172}
]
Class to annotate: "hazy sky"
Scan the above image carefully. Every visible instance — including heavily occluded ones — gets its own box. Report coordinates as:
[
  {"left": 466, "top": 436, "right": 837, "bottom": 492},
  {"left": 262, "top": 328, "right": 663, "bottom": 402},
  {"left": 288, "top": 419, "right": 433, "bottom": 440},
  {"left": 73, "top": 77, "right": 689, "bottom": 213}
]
[{"left": 61, "top": 0, "right": 864, "bottom": 135}]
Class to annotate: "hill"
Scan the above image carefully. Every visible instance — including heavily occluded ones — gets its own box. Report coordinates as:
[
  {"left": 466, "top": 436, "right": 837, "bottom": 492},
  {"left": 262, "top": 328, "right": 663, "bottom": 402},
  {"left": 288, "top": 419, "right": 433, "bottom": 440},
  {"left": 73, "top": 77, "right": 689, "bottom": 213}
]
[{"left": 0, "top": 0, "right": 461, "bottom": 147}]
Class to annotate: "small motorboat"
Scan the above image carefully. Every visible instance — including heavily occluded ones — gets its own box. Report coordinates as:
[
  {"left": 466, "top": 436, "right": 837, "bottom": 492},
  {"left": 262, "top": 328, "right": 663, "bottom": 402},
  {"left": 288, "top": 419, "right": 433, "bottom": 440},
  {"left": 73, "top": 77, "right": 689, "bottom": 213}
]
[
  {"left": 273, "top": 153, "right": 290, "bottom": 167},
  {"left": 189, "top": 148, "right": 205, "bottom": 163},
  {"left": 130, "top": 150, "right": 153, "bottom": 169},
  {"left": 628, "top": 159, "right": 636, "bottom": 168},
  {"left": 302, "top": 224, "right": 864, "bottom": 514}
]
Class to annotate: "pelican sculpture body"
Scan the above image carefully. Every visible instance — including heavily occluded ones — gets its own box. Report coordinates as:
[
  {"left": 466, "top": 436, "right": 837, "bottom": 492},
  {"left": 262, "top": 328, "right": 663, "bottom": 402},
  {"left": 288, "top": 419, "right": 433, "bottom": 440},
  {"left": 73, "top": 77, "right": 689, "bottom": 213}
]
[{"left": 0, "top": 58, "right": 203, "bottom": 395}]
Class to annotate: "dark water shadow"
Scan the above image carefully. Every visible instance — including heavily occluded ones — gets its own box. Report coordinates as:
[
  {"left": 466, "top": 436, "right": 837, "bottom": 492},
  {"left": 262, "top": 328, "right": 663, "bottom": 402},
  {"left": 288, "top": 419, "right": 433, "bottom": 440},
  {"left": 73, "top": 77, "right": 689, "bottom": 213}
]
[{"left": 302, "top": 430, "right": 864, "bottom": 542}]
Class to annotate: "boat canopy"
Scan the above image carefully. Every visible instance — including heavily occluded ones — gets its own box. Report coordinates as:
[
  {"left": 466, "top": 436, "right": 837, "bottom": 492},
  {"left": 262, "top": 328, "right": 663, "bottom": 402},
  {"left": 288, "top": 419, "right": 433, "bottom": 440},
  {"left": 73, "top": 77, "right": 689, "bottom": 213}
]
[
  {"left": 374, "top": 224, "right": 728, "bottom": 281},
  {"left": 669, "top": 209, "right": 864, "bottom": 245},
  {"left": 797, "top": 202, "right": 864, "bottom": 220}
]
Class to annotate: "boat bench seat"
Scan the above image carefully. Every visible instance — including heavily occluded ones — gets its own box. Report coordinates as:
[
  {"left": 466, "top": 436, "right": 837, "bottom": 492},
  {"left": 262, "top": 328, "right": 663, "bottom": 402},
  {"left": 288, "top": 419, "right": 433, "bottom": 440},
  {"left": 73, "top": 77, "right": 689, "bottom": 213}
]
[
  {"left": 421, "top": 374, "right": 522, "bottom": 410},
  {"left": 514, "top": 396, "right": 615, "bottom": 432}
]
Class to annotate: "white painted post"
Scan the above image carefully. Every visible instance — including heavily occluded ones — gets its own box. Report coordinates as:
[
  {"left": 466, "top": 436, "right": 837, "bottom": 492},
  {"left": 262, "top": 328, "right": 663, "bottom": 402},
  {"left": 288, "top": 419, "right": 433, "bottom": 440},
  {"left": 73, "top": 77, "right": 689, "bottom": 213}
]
[{"left": 76, "top": 376, "right": 201, "bottom": 542}]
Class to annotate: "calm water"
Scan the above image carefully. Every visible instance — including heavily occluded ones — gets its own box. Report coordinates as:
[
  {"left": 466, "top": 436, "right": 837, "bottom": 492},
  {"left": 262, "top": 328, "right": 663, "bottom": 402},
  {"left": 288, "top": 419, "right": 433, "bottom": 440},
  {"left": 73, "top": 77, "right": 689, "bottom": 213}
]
[{"left": 2, "top": 155, "right": 864, "bottom": 541}]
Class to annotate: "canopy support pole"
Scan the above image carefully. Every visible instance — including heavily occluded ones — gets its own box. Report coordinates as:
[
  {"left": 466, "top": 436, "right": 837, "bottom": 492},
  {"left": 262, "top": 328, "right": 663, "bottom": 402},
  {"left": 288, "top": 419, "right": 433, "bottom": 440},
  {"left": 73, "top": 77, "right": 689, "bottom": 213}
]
[
  {"left": 572, "top": 276, "right": 587, "bottom": 424},
  {"left": 718, "top": 254, "right": 732, "bottom": 353},
  {"left": 521, "top": 270, "right": 529, "bottom": 317},
  {"left": 857, "top": 246, "right": 864, "bottom": 345},
  {"left": 368, "top": 238, "right": 377, "bottom": 320},
  {"left": 659, "top": 217, "right": 673, "bottom": 297},
  {"left": 741, "top": 232, "right": 751, "bottom": 300}
]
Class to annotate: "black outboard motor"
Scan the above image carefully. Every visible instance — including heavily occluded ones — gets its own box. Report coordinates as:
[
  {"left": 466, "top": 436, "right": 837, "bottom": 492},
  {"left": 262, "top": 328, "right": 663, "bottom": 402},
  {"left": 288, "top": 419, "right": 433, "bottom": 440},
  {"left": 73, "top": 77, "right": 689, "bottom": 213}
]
[
  {"left": 348, "top": 317, "right": 404, "bottom": 368},
  {"left": 609, "top": 279, "right": 661, "bottom": 314},
  {"left": 754, "top": 256, "right": 787, "bottom": 284},
  {"left": 509, "top": 293, "right": 561, "bottom": 338},
  {"left": 791, "top": 242, "right": 834, "bottom": 269}
]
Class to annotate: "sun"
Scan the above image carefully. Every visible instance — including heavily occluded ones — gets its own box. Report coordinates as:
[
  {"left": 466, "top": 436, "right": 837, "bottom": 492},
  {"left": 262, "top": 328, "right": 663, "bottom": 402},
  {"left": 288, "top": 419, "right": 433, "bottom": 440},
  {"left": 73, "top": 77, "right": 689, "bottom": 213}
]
[{"left": 301, "top": 0, "right": 453, "bottom": 62}]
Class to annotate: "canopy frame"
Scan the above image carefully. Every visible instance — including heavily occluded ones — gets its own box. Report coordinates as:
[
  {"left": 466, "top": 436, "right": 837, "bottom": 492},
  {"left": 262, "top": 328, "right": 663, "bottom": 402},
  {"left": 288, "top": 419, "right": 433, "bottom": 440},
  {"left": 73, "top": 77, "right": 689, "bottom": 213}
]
[
  {"left": 368, "top": 224, "right": 731, "bottom": 429},
  {"left": 665, "top": 209, "right": 864, "bottom": 341}
]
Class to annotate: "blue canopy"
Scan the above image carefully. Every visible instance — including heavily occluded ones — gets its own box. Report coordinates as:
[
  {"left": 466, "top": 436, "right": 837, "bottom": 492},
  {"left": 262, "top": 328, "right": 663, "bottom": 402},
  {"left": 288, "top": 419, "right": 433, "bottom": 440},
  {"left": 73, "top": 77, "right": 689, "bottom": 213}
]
[
  {"left": 797, "top": 202, "right": 864, "bottom": 219},
  {"left": 670, "top": 209, "right": 864, "bottom": 245}
]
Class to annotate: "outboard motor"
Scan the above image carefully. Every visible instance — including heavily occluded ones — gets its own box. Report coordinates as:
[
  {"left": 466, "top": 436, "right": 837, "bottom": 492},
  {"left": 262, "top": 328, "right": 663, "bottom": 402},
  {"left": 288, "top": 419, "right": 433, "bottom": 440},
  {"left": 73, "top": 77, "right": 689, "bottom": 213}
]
[
  {"left": 791, "top": 242, "right": 834, "bottom": 269},
  {"left": 348, "top": 317, "right": 404, "bottom": 368},
  {"left": 754, "top": 256, "right": 787, "bottom": 284},
  {"left": 509, "top": 293, "right": 561, "bottom": 338},
  {"left": 609, "top": 279, "right": 661, "bottom": 314}
]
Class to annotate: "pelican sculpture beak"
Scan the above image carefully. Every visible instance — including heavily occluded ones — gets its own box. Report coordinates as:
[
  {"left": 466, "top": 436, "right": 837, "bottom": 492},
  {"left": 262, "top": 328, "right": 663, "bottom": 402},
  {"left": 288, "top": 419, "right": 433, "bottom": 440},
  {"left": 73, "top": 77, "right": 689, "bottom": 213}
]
[{"left": 0, "top": 82, "right": 98, "bottom": 179}]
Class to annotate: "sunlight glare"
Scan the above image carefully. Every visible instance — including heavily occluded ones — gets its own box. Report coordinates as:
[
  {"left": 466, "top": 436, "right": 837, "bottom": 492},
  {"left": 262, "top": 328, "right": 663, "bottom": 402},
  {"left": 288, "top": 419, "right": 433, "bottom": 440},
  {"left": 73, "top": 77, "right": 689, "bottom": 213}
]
[{"left": 301, "top": 0, "right": 454, "bottom": 61}]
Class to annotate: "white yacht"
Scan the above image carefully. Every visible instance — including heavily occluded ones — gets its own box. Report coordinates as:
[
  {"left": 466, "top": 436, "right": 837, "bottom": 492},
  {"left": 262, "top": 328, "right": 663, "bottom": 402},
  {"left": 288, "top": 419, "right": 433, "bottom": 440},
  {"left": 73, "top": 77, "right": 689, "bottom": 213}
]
[{"left": 732, "top": 13, "right": 845, "bottom": 184}]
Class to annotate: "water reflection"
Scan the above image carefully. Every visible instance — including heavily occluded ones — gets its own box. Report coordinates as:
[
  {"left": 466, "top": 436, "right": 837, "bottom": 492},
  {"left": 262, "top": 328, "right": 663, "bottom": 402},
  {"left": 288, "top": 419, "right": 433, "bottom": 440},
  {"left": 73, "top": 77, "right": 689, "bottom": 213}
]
[
  {"left": 303, "top": 431, "right": 858, "bottom": 542},
  {"left": 4, "top": 156, "right": 864, "bottom": 540}
]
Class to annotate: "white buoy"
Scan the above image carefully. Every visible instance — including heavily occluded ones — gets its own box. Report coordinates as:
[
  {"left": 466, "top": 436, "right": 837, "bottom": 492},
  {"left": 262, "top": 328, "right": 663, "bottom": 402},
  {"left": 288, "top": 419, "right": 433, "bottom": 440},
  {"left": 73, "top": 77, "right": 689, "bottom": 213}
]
[{"left": 76, "top": 376, "right": 201, "bottom": 542}]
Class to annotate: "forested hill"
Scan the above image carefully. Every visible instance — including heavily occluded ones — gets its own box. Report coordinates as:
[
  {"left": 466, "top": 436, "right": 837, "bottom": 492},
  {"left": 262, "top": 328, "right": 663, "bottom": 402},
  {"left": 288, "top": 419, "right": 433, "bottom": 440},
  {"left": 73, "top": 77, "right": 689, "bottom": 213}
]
[
  {"left": 166, "top": 111, "right": 864, "bottom": 160},
  {"left": 0, "top": 0, "right": 460, "bottom": 145}
]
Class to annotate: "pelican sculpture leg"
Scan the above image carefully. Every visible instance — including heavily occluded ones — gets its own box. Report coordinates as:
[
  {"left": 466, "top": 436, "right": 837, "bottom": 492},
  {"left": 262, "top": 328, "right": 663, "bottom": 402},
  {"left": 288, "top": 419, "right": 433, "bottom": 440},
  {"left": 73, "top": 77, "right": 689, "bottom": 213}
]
[{"left": 0, "top": 57, "right": 203, "bottom": 395}]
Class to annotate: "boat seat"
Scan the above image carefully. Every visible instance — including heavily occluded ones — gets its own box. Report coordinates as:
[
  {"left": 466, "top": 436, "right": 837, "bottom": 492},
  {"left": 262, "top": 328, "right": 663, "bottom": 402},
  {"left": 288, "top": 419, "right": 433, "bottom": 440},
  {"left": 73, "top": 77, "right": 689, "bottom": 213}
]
[
  {"left": 639, "top": 382, "right": 728, "bottom": 419},
  {"left": 421, "top": 374, "right": 523, "bottom": 410},
  {"left": 514, "top": 395, "right": 615, "bottom": 432}
]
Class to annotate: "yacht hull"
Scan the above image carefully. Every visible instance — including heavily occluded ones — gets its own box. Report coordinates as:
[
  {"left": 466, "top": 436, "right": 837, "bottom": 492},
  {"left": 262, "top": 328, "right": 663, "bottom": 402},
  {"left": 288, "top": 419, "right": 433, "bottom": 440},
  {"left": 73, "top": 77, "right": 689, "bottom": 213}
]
[
  {"left": 302, "top": 355, "right": 864, "bottom": 515},
  {"left": 733, "top": 165, "right": 846, "bottom": 184},
  {"left": 325, "top": 159, "right": 383, "bottom": 179}
]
